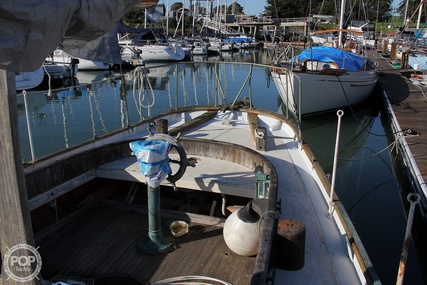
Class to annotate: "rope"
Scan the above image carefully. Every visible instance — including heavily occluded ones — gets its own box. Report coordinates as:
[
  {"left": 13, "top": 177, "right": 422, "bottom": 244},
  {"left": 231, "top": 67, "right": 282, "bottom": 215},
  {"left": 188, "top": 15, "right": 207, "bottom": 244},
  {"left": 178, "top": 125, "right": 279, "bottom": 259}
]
[
  {"left": 151, "top": 276, "right": 232, "bottom": 285},
  {"left": 306, "top": 126, "right": 419, "bottom": 163},
  {"left": 132, "top": 66, "right": 156, "bottom": 118}
]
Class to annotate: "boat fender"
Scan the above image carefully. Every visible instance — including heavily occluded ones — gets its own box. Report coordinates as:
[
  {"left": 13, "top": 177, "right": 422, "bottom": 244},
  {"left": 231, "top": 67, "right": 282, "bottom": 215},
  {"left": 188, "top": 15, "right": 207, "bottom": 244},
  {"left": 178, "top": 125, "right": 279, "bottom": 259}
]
[{"left": 223, "top": 201, "right": 260, "bottom": 256}]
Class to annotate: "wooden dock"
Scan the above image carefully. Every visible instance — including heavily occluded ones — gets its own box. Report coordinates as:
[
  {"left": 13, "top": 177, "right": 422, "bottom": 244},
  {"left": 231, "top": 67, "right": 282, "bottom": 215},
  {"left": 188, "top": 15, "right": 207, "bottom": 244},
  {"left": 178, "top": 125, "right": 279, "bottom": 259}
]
[
  {"left": 375, "top": 50, "right": 427, "bottom": 279},
  {"left": 376, "top": 52, "right": 427, "bottom": 204}
]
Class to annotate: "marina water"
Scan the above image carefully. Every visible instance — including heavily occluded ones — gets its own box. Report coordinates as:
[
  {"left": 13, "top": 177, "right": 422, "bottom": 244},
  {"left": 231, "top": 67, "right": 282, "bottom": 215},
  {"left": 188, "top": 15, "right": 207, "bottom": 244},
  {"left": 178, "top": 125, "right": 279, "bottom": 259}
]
[{"left": 17, "top": 49, "right": 424, "bottom": 284}]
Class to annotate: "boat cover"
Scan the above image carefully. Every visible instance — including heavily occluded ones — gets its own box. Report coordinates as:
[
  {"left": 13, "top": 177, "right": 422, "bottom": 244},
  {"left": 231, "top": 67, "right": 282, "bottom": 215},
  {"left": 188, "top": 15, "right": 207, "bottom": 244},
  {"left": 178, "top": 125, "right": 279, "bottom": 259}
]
[
  {"left": 0, "top": 0, "right": 141, "bottom": 72},
  {"left": 292, "top": 46, "right": 367, "bottom": 71},
  {"left": 129, "top": 140, "right": 172, "bottom": 188}
]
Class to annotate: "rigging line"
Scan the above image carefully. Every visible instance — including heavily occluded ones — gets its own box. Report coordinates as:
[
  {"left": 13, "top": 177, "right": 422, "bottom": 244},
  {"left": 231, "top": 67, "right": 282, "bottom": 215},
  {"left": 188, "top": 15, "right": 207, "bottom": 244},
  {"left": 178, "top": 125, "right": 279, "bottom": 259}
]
[
  {"left": 334, "top": 73, "right": 357, "bottom": 116},
  {"left": 339, "top": 145, "right": 394, "bottom": 173},
  {"left": 398, "top": 0, "right": 425, "bottom": 38},
  {"left": 346, "top": 178, "right": 396, "bottom": 213},
  {"left": 331, "top": 69, "right": 383, "bottom": 138},
  {"left": 306, "top": 139, "right": 397, "bottom": 162}
]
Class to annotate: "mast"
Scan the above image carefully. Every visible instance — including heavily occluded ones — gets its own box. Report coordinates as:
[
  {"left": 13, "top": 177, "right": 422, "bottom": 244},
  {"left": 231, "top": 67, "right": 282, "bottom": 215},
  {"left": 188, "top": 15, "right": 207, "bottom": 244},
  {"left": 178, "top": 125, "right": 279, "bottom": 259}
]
[
  {"left": 403, "top": 0, "right": 409, "bottom": 27},
  {"left": 416, "top": 0, "right": 424, "bottom": 33},
  {"left": 166, "top": 0, "right": 170, "bottom": 37},
  {"left": 192, "top": 0, "right": 197, "bottom": 37},
  {"left": 338, "top": 0, "right": 346, "bottom": 48}
]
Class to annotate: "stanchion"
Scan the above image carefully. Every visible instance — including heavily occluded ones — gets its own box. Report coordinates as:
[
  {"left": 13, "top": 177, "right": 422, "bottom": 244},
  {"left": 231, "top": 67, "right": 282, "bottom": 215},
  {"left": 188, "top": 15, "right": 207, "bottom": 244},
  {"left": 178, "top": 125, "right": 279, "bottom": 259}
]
[{"left": 396, "top": 193, "right": 421, "bottom": 285}]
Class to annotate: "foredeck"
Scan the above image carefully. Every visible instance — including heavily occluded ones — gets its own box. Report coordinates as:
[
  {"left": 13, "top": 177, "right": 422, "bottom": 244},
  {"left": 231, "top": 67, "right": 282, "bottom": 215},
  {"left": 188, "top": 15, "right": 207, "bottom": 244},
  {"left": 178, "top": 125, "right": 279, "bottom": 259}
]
[
  {"left": 27, "top": 108, "right": 372, "bottom": 285},
  {"left": 35, "top": 202, "right": 256, "bottom": 284}
]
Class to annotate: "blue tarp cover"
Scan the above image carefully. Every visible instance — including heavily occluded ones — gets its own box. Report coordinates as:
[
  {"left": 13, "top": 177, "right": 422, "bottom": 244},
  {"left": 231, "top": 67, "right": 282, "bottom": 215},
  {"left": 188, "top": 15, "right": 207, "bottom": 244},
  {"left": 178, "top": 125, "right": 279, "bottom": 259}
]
[
  {"left": 129, "top": 140, "right": 172, "bottom": 188},
  {"left": 292, "top": 46, "right": 367, "bottom": 71}
]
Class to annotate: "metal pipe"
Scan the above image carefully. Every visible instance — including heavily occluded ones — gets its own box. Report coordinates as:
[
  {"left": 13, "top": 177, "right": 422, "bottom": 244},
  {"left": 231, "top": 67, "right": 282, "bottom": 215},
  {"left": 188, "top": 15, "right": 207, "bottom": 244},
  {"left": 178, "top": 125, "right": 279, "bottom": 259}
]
[
  {"left": 396, "top": 193, "right": 421, "bottom": 285},
  {"left": 138, "top": 185, "right": 173, "bottom": 253},
  {"left": 328, "top": 110, "right": 344, "bottom": 216}
]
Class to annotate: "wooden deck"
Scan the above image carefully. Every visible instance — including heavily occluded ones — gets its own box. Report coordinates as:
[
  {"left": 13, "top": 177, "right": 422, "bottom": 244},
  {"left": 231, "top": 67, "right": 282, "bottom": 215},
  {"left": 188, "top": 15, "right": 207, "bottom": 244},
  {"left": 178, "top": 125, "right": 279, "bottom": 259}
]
[
  {"left": 35, "top": 200, "right": 256, "bottom": 284},
  {"left": 376, "top": 51, "right": 427, "bottom": 279},
  {"left": 376, "top": 54, "right": 427, "bottom": 196}
]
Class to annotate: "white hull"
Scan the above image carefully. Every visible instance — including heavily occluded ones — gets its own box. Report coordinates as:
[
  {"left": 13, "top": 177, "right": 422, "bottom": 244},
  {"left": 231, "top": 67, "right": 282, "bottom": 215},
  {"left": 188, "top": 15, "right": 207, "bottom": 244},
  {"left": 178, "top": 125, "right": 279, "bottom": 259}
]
[
  {"left": 121, "top": 44, "right": 186, "bottom": 62},
  {"left": 15, "top": 67, "right": 44, "bottom": 91},
  {"left": 52, "top": 49, "right": 111, "bottom": 70},
  {"left": 192, "top": 45, "right": 208, "bottom": 55},
  {"left": 272, "top": 69, "right": 378, "bottom": 116}
]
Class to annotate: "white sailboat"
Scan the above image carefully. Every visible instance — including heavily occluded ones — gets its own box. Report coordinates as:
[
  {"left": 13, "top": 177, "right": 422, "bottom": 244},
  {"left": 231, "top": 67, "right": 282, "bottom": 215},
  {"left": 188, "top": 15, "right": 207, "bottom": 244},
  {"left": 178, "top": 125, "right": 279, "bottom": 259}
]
[
  {"left": 120, "top": 41, "right": 186, "bottom": 63},
  {"left": 51, "top": 48, "right": 113, "bottom": 70},
  {"left": 271, "top": 0, "right": 378, "bottom": 117}
]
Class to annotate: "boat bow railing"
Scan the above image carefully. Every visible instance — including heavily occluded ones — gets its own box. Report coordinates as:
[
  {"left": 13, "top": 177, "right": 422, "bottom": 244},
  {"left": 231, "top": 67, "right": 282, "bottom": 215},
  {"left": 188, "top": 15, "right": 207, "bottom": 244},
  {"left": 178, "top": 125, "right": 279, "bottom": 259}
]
[{"left": 18, "top": 61, "right": 290, "bottom": 164}]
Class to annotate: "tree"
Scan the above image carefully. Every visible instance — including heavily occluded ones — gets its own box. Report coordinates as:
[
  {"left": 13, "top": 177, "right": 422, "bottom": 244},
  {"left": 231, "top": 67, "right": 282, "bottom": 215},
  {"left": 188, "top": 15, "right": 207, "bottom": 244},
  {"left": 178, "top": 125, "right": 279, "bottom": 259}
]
[
  {"left": 227, "top": 2, "right": 244, "bottom": 15},
  {"left": 395, "top": 0, "right": 425, "bottom": 24},
  {"left": 170, "top": 2, "right": 183, "bottom": 11},
  {"left": 263, "top": 0, "right": 394, "bottom": 23}
]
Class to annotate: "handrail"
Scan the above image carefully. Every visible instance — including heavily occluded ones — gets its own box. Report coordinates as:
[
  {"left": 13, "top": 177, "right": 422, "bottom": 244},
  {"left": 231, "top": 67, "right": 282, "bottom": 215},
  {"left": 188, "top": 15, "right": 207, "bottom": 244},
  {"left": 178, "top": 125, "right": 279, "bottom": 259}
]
[{"left": 18, "top": 61, "right": 286, "bottom": 163}]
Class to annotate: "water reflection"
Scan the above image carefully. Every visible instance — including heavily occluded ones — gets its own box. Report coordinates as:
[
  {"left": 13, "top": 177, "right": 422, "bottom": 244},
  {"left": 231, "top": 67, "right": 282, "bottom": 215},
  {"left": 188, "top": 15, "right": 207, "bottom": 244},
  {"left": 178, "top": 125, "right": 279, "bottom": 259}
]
[
  {"left": 18, "top": 61, "right": 277, "bottom": 162},
  {"left": 300, "top": 101, "right": 379, "bottom": 175}
]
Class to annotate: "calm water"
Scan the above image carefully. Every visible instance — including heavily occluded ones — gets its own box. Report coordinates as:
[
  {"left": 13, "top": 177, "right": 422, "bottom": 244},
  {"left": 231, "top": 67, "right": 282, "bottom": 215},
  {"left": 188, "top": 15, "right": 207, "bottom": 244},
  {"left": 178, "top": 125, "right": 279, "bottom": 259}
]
[{"left": 17, "top": 49, "right": 424, "bottom": 284}]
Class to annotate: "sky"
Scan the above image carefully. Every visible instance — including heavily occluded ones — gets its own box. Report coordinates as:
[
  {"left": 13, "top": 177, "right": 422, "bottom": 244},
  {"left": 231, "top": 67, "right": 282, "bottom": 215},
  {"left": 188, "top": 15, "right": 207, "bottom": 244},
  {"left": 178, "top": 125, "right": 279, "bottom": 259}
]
[
  {"left": 240, "top": 0, "right": 267, "bottom": 16},
  {"left": 164, "top": 0, "right": 399, "bottom": 18},
  {"left": 163, "top": 1, "right": 267, "bottom": 17}
]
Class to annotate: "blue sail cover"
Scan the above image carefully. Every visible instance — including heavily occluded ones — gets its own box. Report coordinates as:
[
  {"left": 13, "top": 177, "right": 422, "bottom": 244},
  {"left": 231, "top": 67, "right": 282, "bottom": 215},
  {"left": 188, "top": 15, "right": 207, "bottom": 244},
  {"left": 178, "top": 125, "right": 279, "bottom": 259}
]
[{"left": 292, "top": 46, "right": 367, "bottom": 71}]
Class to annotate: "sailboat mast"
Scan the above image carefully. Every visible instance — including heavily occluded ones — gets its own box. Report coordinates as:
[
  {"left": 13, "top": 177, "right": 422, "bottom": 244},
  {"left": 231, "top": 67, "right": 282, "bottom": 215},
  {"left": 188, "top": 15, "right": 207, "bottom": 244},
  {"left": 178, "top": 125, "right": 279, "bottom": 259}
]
[
  {"left": 338, "top": 0, "right": 346, "bottom": 48},
  {"left": 166, "top": 0, "right": 170, "bottom": 37},
  {"left": 416, "top": 0, "right": 424, "bottom": 32},
  {"left": 192, "top": 0, "right": 197, "bottom": 37},
  {"left": 403, "top": 0, "right": 409, "bottom": 26}
]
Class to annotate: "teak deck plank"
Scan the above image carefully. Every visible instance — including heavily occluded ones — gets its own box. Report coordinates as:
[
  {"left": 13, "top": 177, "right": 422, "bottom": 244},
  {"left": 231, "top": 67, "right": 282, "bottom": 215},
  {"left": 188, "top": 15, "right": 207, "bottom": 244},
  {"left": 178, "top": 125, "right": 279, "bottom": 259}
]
[
  {"left": 377, "top": 54, "right": 427, "bottom": 189},
  {"left": 35, "top": 203, "right": 255, "bottom": 284}
]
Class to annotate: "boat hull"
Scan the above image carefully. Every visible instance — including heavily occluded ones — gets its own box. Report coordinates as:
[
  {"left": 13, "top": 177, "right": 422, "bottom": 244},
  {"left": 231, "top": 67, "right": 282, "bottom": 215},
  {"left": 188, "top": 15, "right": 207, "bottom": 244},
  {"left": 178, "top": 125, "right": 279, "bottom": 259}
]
[
  {"left": 15, "top": 67, "right": 44, "bottom": 91},
  {"left": 272, "top": 68, "right": 378, "bottom": 116},
  {"left": 52, "top": 49, "right": 111, "bottom": 70},
  {"left": 128, "top": 44, "right": 186, "bottom": 62}
]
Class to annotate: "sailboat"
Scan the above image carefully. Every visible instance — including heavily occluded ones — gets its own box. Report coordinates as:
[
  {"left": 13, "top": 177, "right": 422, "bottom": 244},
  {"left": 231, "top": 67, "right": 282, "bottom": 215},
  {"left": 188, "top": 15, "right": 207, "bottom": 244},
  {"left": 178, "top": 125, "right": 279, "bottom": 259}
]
[
  {"left": 270, "top": 0, "right": 378, "bottom": 118},
  {"left": 117, "top": 21, "right": 186, "bottom": 63},
  {"left": 51, "top": 48, "right": 113, "bottom": 70},
  {"left": 271, "top": 46, "right": 378, "bottom": 117}
]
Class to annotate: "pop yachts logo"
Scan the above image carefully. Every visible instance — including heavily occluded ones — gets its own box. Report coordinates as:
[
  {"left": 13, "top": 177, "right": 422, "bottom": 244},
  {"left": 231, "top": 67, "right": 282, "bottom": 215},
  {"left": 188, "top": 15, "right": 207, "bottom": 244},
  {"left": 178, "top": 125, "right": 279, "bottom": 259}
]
[{"left": 3, "top": 244, "right": 42, "bottom": 282}]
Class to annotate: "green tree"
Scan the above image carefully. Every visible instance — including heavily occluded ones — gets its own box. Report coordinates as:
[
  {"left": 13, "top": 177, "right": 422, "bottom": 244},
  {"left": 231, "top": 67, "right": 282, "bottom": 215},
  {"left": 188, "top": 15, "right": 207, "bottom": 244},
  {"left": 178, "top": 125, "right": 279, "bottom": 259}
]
[
  {"left": 395, "top": 0, "right": 425, "bottom": 24},
  {"left": 170, "top": 2, "right": 183, "bottom": 11},
  {"left": 228, "top": 2, "right": 244, "bottom": 14},
  {"left": 263, "top": 0, "right": 393, "bottom": 23}
]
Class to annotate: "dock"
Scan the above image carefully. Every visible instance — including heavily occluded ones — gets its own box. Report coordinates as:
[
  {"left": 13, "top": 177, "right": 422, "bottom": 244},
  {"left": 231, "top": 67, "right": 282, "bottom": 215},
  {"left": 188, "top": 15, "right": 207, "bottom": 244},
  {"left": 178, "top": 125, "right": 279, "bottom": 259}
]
[
  {"left": 376, "top": 52, "right": 427, "bottom": 210},
  {"left": 375, "top": 50, "right": 427, "bottom": 277}
]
